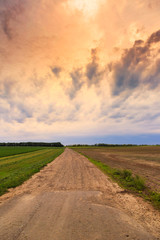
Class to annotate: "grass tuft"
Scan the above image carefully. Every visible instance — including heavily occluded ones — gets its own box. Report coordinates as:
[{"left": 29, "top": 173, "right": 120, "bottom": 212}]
[
  {"left": 149, "top": 191, "right": 160, "bottom": 208},
  {"left": 112, "top": 169, "right": 146, "bottom": 191}
]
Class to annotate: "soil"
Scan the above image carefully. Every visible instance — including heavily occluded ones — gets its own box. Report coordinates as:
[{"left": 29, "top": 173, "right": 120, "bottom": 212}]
[
  {"left": 77, "top": 147, "right": 160, "bottom": 192},
  {"left": 0, "top": 148, "right": 160, "bottom": 240}
]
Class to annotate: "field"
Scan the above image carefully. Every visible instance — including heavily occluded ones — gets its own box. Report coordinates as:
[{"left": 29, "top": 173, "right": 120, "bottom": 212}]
[
  {"left": 0, "top": 146, "right": 46, "bottom": 158},
  {"left": 0, "top": 147, "right": 64, "bottom": 196},
  {"left": 1, "top": 148, "right": 159, "bottom": 239},
  {"left": 72, "top": 146, "right": 160, "bottom": 193}
]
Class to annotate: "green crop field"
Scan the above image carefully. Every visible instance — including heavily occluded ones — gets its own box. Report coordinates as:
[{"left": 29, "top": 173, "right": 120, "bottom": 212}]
[
  {"left": 0, "top": 146, "right": 46, "bottom": 158},
  {"left": 0, "top": 148, "right": 64, "bottom": 196}
]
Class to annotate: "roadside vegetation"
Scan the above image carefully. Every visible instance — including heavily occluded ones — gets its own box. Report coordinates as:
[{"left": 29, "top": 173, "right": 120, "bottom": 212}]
[
  {"left": 0, "top": 148, "right": 64, "bottom": 196},
  {"left": 85, "top": 156, "right": 146, "bottom": 191},
  {"left": 88, "top": 156, "right": 160, "bottom": 209},
  {"left": 73, "top": 148, "right": 160, "bottom": 210}
]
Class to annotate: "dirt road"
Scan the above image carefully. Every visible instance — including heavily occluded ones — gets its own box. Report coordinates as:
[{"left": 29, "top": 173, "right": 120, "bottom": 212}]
[{"left": 0, "top": 148, "right": 159, "bottom": 240}]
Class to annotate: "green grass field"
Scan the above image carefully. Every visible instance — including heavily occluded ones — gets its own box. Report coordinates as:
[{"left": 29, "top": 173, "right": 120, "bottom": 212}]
[
  {"left": 0, "top": 148, "right": 64, "bottom": 196},
  {"left": 0, "top": 146, "right": 46, "bottom": 158}
]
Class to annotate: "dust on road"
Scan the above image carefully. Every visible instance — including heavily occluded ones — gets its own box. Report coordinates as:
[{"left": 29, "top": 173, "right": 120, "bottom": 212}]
[{"left": 0, "top": 148, "right": 159, "bottom": 240}]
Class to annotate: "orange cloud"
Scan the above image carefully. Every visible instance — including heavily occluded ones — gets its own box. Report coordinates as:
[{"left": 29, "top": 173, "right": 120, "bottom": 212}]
[{"left": 0, "top": 0, "right": 160, "bottom": 141}]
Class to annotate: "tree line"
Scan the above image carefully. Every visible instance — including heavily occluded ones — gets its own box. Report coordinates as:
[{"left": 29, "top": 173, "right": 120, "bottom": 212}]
[
  {"left": 67, "top": 143, "right": 149, "bottom": 147},
  {"left": 0, "top": 142, "right": 64, "bottom": 147}
]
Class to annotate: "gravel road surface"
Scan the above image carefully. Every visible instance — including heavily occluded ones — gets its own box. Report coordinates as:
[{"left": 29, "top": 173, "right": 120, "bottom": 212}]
[{"left": 0, "top": 148, "right": 159, "bottom": 240}]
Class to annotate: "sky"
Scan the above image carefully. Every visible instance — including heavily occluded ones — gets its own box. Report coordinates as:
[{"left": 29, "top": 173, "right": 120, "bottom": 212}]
[{"left": 0, "top": 0, "right": 160, "bottom": 145}]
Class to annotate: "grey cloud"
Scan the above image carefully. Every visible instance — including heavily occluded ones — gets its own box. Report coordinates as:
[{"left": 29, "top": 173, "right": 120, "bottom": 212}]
[
  {"left": 0, "top": 0, "right": 24, "bottom": 40},
  {"left": 0, "top": 78, "right": 16, "bottom": 99},
  {"left": 69, "top": 68, "right": 84, "bottom": 99},
  {"left": 4, "top": 100, "right": 33, "bottom": 123},
  {"left": 66, "top": 48, "right": 106, "bottom": 99},
  {"left": 111, "top": 29, "right": 160, "bottom": 96},
  {"left": 85, "top": 48, "right": 104, "bottom": 86},
  {"left": 17, "top": 103, "right": 33, "bottom": 119},
  {"left": 133, "top": 112, "right": 160, "bottom": 123},
  {"left": 1, "top": 13, "right": 12, "bottom": 40},
  {"left": 146, "top": 58, "right": 160, "bottom": 89},
  {"left": 110, "top": 113, "right": 126, "bottom": 119},
  {"left": 0, "top": 77, "right": 34, "bottom": 123},
  {"left": 0, "top": 101, "right": 33, "bottom": 123},
  {"left": 111, "top": 112, "right": 160, "bottom": 124},
  {"left": 134, "top": 40, "right": 144, "bottom": 46},
  {"left": 51, "top": 66, "right": 62, "bottom": 77},
  {"left": 147, "top": 30, "right": 160, "bottom": 45},
  {"left": 37, "top": 104, "right": 80, "bottom": 124},
  {"left": 86, "top": 61, "right": 99, "bottom": 81}
]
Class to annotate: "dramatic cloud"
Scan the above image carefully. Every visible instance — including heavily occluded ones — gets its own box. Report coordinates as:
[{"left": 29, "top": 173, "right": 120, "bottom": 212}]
[
  {"left": 0, "top": 0, "right": 160, "bottom": 142},
  {"left": 111, "top": 29, "right": 160, "bottom": 95},
  {"left": 69, "top": 68, "right": 84, "bottom": 99},
  {"left": 85, "top": 48, "right": 105, "bottom": 86}
]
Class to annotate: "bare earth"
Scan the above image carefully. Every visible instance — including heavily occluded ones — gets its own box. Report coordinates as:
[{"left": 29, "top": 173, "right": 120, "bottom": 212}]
[
  {"left": 0, "top": 148, "right": 160, "bottom": 240},
  {"left": 75, "top": 147, "right": 160, "bottom": 192}
]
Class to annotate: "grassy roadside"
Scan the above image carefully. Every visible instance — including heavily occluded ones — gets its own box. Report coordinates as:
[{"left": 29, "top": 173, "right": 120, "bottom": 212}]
[
  {"left": 0, "top": 148, "right": 64, "bottom": 196},
  {"left": 74, "top": 149, "right": 160, "bottom": 210}
]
